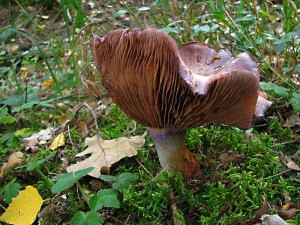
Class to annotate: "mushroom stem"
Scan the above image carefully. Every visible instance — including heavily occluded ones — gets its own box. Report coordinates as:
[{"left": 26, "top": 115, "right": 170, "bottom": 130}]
[{"left": 148, "top": 128, "right": 199, "bottom": 179}]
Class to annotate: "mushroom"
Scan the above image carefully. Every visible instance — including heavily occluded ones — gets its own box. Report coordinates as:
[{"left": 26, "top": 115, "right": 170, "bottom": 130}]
[{"left": 90, "top": 28, "right": 272, "bottom": 179}]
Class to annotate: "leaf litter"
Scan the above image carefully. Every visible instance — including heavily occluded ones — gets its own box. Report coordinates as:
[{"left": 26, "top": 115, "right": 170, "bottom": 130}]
[
  {"left": 0, "top": 151, "right": 24, "bottom": 178},
  {"left": 23, "top": 127, "right": 56, "bottom": 152},
  {"left": 67, "top": 134, "right": 145, "bottom": 178}
]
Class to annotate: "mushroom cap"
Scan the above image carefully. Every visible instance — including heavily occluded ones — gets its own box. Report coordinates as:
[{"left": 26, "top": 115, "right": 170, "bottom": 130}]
[{"left": 90, "top": 28, "right": 270, "bottom": 130}]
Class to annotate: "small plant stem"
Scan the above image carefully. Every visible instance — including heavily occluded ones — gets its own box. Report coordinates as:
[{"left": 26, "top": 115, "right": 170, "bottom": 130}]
[
  {"left": 76, "top": 182, "right": 89, "bottom": 205},
  {"left": 36, "top": 168, "right": 52, "bottom": 186},
  {"left": 169, "top": 190, "right": 183, "bottom": 225},
  {"left": 262, "top": 169, "right": 293, "bottom": 180},
  {"left": 121, "top": 1, "right": 144, "bottom": 29},
  {"left": 83, "top": 103, "right": 101, "bottom": 138},
  {"left": 0, "top": 203, "right": 6, "bottom": 210},
  {"left": 134, "top": 157, "right": 153, "bottom": 177},
  {"left": 11, "top": 60, "right": 22, "bottom": 93},
  {"left": 15, "top": 0, "right": 44, "bottom": 29}
]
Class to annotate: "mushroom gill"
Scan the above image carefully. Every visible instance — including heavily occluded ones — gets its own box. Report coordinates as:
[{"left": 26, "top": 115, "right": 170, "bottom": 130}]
[{"left": 90, "top": 28, "right": 272, "bottom": 179}]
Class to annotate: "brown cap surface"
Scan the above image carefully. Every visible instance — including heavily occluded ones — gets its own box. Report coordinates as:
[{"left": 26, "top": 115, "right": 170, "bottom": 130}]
[{"left": 90, "top": 28, "right": 270, "bottom": 130}]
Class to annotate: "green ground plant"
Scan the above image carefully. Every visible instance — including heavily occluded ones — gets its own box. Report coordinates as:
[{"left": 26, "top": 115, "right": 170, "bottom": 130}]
[{"left": 0, "top": 0, "right": 299, "bottom": 224}]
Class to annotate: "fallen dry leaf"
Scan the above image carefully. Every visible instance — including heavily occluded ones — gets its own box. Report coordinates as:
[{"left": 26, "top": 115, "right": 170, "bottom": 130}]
[
  {"left": 278, "top": 152, "right": 288, "bottom": 165},
  {"left": 282, "top": 202, "right": 298, "bottom": 210},
  {"left": 49, "top": 133, "right": 65, "bottom": 150},
  {"left": 220, "top": 150, "right": 246, "bottom": 165},
  {"left": 290, "top": 150, "right": 300, "bottom": 161},
  {"left": 286, "top": 160, "right": 300, "bottom": 171},
  {"left": 75, "top": 121, "right": 89, "bottom": 136},
  {"left": 24, "top": 128, "right": 56, "bottom": 152},
  {"left": 66, "top": 135, "right": 145, "bottom": 178},
  {"left": 283, "top": 112, "right": 300, "bottom": 128},
  {"left": 242, "top": 196, "right": 268, "bottom": 225},
  {"left": 261, "top": 214, "right": 288, "bottom": 225},
  {"left": 278, "top": 208, "right": 298, "bottom": 220},
  {"left": 58, "top": 114, "right": 69, "bottom": 125},
  {"left": 0, "top": 151, "right": 24, "bottom": 177},
  {"left": 0, "top": 186, "right": 43, "bottom": 225}
]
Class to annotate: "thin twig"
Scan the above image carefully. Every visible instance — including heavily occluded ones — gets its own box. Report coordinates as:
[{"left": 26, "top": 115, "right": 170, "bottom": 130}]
[
  {"left": 0, "top": 203, "right": 6, "bottom": 211},
  {"left": 67, "top": 125, "right": 74, "bottom": 147},
  {"left": 82, "top": 103, "right": 109, "bottom": 166},
  {"left": 169, "top": 190, "right": 182, "bottom": 225},
  {"left": 273, "top": 139, "right": 299, "bottom": 147},
  {"left": 262, "top": 169, "right": 292, "bottom": 180},
  {"left": 124, "top": 215, "right": 131, "bottom": 225},
  {"left": 83, "top": 102, "right": 101, "bottom": 139},
  {"left": 134, "top": 157, "right": 153, "bottom": 177},
  {"left": 120, "top": 0, "right": 144, "bottom": 29}
]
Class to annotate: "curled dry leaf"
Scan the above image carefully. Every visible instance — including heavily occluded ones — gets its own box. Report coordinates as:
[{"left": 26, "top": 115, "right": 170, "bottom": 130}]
[
  {"left": 278, "top": 208, "right": 298, "bottom": 220},
  {"left": 242, "top": 196, "right": 268, "bottom": 225},
  {"left": 290, "top": 150, "right": 300, "bottom": 161},
  {"left": 286, "top": 160, "right": 300, "bottom": 171},
  {"left": 0, "top": 151, "right": 24, "bottom": 177},
  {"left": 49, "top": 133, "right": 65, "bottom": 150},
  {"left": 66, "top": 135, "right": 145, "bottom": 178}
]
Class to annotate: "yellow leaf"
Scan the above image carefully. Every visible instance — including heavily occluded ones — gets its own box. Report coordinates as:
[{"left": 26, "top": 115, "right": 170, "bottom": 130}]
[
  {"left": 0, "top": 186, "right": 43, "bottom": 225},
  {"left": 49, "top": 133, "right": 65, "bottom": 150}
]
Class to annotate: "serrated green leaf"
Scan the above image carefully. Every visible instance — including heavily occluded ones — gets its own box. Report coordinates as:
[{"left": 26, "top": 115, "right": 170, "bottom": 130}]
[
  {"left": 70, "top": 211, "right": 86, "bottom": 225},
  {"left": 137, "top": 7, "right": 150, "bottom": 11},
  {"left": 0, "top": 107, "right": 8, "bottom": 117},
  {"left": 112, "top": 10, "right": 128, "bottom": 19},
  {"left": 112, "top": 172, "right": 139, "bottom": 192},
  {"left": 97, "top": 188, "right": 118, "bottom": 197},
  {"left": 85, "top": 211, "right": 104, "bottom": 225},
  {"left": 25, "top": 151, "right": 56, "bottom": 171},
  {"left": 89, "top": 189, "right": 120, "bottom": 211},
  {"left": 1, "top": 181, "right": 21, "bottom": 204},
  {"left": 260, "top": 82, "right": 290, "bottom": 98},
  {"left": 291, "top": 92, "right": 300, "bottom": 111},
  {"left": 260, "top": 82, "right": 273, "bottom": 91},
  {"left": 160, "top": 27, "right": 179, "bottom": 34},
  {"left": 118, "top": 172, "right": 138, "bottom": 182},
  {"left": 51, "top": 167, "right": 94, "bottom": 194},
  {"left": 12, "top": 101, "right": 38, "bottom": 113},
  {"left": 97, "top": 189, "right": 120, "bottom": 208},
  {"left": 99, "top": 174, "right": 117, "bottom": 182},
  {"left": 0, "top": 132, "right": 18, "bottom": 147},
  {"left": 89, "top": 195, "right": 103, "bottom": 211},
  {"left": 273, "top": 86, "right": 289, "bottom": 98},
  {"left": 14, "top": 128, "right": 33, "bottom": 138},
  {"left": 70, "top": 211, "right": 103, "bottom": 225},
  {"left": 0, "top": 28, "right": 16, "bottom": 42},
  {"left": 1, "top": 94, "right": 24, "bottom": 107},
  {"left": 0, "top": 116, "right": 16, "bottom": 124}
]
